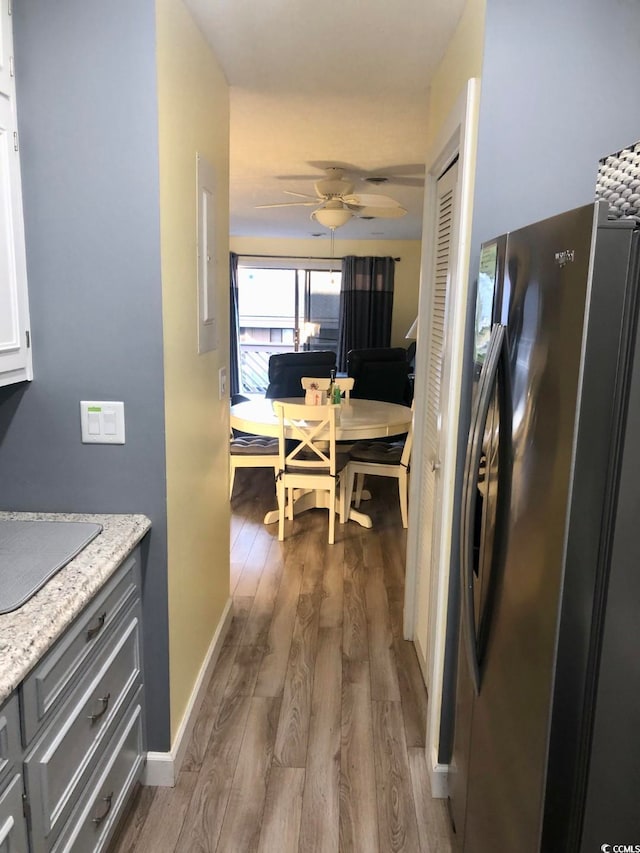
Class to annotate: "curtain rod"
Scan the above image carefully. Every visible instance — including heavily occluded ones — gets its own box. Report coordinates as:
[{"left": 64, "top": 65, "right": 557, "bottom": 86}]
[{"left": 237, "top": 253, "right": 401, "bottom": 262}]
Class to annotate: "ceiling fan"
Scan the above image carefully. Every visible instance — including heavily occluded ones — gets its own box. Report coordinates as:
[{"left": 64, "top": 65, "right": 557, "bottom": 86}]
[{"left": 256, "top": 167, "right": 407, "bottom": 230}]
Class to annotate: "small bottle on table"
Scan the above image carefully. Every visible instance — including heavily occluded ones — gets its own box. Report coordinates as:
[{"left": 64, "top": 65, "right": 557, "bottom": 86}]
[{"left": 328, "top": 368, "right": 336, "bottom": 404}]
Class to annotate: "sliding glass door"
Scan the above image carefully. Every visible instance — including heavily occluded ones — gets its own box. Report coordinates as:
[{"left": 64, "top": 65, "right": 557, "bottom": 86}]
[{"left": 237, "top": 265, "right": 341, "bottom": 394}]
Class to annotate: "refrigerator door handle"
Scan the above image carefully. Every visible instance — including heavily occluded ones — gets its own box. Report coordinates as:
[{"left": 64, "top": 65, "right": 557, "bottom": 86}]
[{"left": 460, "top": 323, "right": 507, "bottom": 695}]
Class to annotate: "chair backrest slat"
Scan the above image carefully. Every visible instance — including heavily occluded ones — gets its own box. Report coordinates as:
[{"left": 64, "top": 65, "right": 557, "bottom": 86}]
[
  {"left": 273, "top": 402, "right": 337, "bottom": 476},
  {"left": 335, "top": 377, "right": 354, "bottom": 400}
]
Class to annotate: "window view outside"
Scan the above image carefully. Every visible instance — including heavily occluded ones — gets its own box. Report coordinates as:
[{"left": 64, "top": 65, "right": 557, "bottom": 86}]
[{"left": 238, "top": 266, "right": 341, "bottom": 394}]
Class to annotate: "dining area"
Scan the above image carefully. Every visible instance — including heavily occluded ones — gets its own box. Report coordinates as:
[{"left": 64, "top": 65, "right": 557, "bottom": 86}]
[{"left": 229, "top": 348, "right": 414, "bottom": 544}]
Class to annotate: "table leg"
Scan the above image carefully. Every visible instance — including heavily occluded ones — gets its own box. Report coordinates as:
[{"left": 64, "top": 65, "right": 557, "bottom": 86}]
[
  {"left": 263, "top": 488, "right": 372, "bottom": 529},
  {"left": 345, "top": 506, "right": 373, "bottom": 528}
]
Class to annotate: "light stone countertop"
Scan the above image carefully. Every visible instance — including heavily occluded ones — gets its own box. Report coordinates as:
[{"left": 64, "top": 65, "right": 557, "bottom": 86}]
[{"left": 0, "top": 511, "right": 151, "bottom": 705}]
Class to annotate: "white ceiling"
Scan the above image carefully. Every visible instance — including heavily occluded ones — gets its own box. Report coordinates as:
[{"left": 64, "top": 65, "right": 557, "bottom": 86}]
[{"left": 184, "top": 0, "right": 466, "bottom": 240}]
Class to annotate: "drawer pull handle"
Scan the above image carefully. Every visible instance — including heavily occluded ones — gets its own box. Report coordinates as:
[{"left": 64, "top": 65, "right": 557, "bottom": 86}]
[
  {"left": 92, "top": 792, "right": 114, "bottom": 826},
  {"left": 86, "top": 612, "right": 107, "bottom": 641},
  {"left": 88, "top": 693, "right": 111, "bottom": 724}
]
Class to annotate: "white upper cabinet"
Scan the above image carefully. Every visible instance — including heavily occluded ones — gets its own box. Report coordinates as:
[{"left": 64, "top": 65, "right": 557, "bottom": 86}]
[
  {"left": 0, "top": 0, "right": 32, "bottom": 387},
  {"left": 0, "top": 0, "right": 11, "bottom": 93}
]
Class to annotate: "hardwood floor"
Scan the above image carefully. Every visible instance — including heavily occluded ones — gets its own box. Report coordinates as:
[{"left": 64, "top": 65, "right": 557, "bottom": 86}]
[{"left": 110, "top": 469, "right": 453, "bottom": 852}]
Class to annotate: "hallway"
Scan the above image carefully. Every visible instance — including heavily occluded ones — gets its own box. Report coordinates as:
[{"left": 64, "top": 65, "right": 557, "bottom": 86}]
[{"left": 111, "top": 469, "right": 453, "bottom": 852}]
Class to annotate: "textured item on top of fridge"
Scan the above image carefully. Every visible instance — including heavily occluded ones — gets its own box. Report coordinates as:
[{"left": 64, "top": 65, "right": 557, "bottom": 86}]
[
  {"left": 595, "top": 139, "right": 640, "bottom": 223},
  {"left": 474, "top": 243, "right": 498, "bottom": 365}
]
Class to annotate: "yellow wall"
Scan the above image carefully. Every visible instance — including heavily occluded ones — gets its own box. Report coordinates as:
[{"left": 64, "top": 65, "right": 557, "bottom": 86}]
[
  {"left": 230, "top": 236, "right": 422, "bottom": 348},
  {"left": 425, "top": 0, "right": 486, "bottom": 153},
  {"left": 156, "top": 0, "right": 231, "bottom": 743}
]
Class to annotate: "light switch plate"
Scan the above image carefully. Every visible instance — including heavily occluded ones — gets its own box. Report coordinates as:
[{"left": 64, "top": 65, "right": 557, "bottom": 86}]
[
  {"left": 219, "top": 367, "right": 227, "bottom": 400},
  {"left": 80, "top": 401, "right": 125, "bottom": 444}
]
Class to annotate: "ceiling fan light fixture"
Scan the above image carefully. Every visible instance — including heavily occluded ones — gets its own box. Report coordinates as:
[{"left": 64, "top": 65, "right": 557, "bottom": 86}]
[{"left": 311, "top": 205, "right": 352, "bottom": 230}]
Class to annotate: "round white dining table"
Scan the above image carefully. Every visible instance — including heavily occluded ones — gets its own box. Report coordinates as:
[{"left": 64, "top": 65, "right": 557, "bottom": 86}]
[
  {"left": 230, "top": 397, "right": 412, "bottom": 442},
  {"left": 230, "top": 397, "right": 413, "bottom": 528}
]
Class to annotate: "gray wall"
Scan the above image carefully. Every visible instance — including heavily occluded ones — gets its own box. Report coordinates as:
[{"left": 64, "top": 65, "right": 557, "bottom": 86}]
[
  {"left": 440, "top": 0, "right": 640, "bottom": 762},
  {"left": 472, "top": 0, "right": 640, "bottom": 255},
  {"left": 0, "top": 0, "right": 170, "bottom": 751}
]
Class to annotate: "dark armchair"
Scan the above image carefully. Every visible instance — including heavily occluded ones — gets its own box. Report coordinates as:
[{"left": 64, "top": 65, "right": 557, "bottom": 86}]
[
  {"left": 265, "top": 350, "right": 337, "bottom": 398},
  {"left": 347, "top": 347, "right": 412, "bottom": 405}
]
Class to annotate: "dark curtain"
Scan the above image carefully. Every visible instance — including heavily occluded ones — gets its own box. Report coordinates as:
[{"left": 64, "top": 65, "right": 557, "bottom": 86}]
[
  {"left": 229, "top": 252, "right": 241, "bottom": 396},
  {"left": 337, "top": 256, "right": 395, "bottom": 371}
]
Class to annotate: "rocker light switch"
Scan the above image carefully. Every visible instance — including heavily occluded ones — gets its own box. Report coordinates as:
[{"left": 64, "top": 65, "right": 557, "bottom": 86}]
[
  {"left": 80, "top": 401, "right": 125, "bottom": 444},
  {"left": 103, "top": 411, "right": 117, "bottom": 435},
  {"left": 88, "top": 412, "right": 101, "bottom": 435}
]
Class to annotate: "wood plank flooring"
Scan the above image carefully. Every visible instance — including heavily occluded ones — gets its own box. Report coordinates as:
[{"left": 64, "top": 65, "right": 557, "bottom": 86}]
[{"left": 110, "top": 468, "right": 453, "bottom": 852}]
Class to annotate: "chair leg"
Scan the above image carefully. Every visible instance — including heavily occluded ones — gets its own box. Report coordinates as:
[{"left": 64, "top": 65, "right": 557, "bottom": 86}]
[
  {"left": 229, "top": 462, "right": 236, "bottom": 500},
  {"left": 287, "top": 488, "right": 294, "bottom": 520},
  {"left": 355, "top": 472, "right": 365, "bottom": 508},
  {"left": 338, "top": 471, "right": 347, "bottom": 524},
  {"left": 277, "top": 478, "right": 285, "bottom": 541},
  {"left": 399, "top": 470, "right": 408, "bottom": 528},
  {"left": 328, "top": 483, "right": 335, "bottom": 544},
  {"left": 343, "top": 464, "right": 355, "bottom": 521}
]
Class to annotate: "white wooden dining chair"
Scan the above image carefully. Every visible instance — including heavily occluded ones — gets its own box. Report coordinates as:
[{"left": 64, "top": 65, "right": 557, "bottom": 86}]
[
  {"left": 335, "top": 376, "right": 354, "bottom": 400},
  {"left": 300, "top": 376, "right": 354, "bottom": 401},
  {"left": 229, "top": 436, "right": 279, "bottom": 499},
  {"left": 229, "top": 393, "right": 279, "bottom": 499},
  {"left": 343, "top": 413, "right": 414, "bottom": 528},
  {"left": 273, "top": 401, "right": 347, "bottom": 544}
]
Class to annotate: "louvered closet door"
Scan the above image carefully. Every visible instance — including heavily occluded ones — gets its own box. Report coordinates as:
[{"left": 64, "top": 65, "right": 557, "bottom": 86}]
[{"left": 418, "top": 159, "right": 458, "bottom": 686}]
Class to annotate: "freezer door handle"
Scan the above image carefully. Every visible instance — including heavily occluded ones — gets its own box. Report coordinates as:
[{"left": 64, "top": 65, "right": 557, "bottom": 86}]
[{"left": 460, "top": 323, "right": 507, "bottom": 695}]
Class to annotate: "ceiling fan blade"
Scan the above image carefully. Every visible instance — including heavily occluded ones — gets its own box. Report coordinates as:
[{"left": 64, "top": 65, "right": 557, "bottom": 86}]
[
  {"left": 355, "top": 205, "right": 407, "bottom": 219},
  {"left": 364, "top": 163, "right": 426, "bottom": 178},
  {"left": 373, "top": 176, "right": 424, "bottom": 187},
  {"left": 255, "top": 201, "right": 318, "bottom": 209},
  {"left": 283, "top": 190, "right": 319, "bottom": 200},
  {"left": 343, "top": 193, "right": 403, "bottom": 208}
]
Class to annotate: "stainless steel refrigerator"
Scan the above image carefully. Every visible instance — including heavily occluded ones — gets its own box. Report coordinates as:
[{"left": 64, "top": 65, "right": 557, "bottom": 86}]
[{"left": 448, "top": 200, "right": 640, "bottom": 852}]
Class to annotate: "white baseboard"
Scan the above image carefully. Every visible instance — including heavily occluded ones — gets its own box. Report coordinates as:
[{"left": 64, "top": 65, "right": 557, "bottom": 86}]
[
  {"left": 142, "top": 750, "right": 175, "bottom": 787},
  {"left": 142, "top": 596, "right": 233, "bottom": 787},
  {"left": 429, "top": 746, "right": 449, "bottom": 799}
]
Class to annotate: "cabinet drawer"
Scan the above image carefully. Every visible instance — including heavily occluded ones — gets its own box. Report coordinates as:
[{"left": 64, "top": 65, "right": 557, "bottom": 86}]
[
  {"left": 0, "top": 773, "right": 29, "bottom": 853},
  {"left": 25, "top": 607, "right": 142, "bottom": 852},
  {"left": 51, "top": 697, "right": 144, "bottom": 853},
  {"left": 0, "top": 695, "right": 21, "bottom": 786},
  {"left": 22, "top": 554, "right": 139, "bottom": 745}
]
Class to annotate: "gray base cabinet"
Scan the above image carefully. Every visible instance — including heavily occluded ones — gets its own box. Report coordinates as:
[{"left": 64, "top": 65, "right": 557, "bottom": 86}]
[
  {"left": 51, "top": 696, "right": 144, "bottom": 853},
  {"left": 2, "top": 548, "right": 146, "bottom": 853},
  {"left": 0, "top": 772, "right": 30, "bottom": 853},
  {"left": 0, "top": 692, "right": 29, "bottom": 852}
]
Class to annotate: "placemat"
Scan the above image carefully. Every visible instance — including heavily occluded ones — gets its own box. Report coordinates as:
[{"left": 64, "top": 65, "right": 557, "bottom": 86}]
[{"left": 0, "top": 520, "right": 102, "bottom": 614}]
